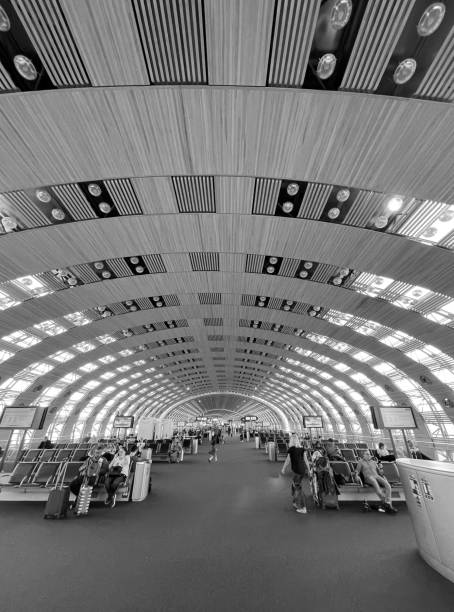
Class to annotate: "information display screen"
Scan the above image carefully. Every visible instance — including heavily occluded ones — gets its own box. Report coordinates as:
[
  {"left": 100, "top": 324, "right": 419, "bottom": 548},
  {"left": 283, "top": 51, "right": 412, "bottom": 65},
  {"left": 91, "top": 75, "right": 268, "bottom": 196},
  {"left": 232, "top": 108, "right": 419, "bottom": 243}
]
[
  {"left": 241, "top": 415, "right": 258, "bottom": 422},
  {"left": 0, "top": 406, "right": 47, "bottom": 429},
  {"left": 371, "top": 405, "right": 417, "bottom": 429},
  {"left": 303, "top": 416, "right": 323, "bottom": 428},
  {"left": 113, "top": 416, "right": 134, "bottom": 428}
]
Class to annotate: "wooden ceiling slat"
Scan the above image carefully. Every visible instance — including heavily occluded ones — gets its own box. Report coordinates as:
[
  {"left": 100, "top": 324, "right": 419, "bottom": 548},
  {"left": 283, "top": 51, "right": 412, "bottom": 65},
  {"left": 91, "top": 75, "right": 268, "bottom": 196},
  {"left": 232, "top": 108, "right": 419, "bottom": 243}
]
[
  {"left": 205, "top": 0, "right": 274, "bottom": 86},
  {"left": 59, "top": 0, "right": 149, "bottom": 86}
]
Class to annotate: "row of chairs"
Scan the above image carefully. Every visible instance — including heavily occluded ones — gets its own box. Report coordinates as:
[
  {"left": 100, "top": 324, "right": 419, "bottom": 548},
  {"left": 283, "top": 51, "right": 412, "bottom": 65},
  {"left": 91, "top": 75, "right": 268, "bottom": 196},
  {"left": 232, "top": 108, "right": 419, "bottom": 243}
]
[
  {"left": 17, "top": 447, "right": 93, "bottom": 465},
  {"left": 330, "top": 460, "right": 401, "bottom": 486},
  {"left": 8, "top": 461, "right": 84, "bottom": 487}
]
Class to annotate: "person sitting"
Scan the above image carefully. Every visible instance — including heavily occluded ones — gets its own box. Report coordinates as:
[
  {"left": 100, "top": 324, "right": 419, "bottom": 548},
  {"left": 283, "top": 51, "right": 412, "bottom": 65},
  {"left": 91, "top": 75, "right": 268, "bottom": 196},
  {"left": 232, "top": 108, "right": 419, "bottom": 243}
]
[
  {"left": 354, "top": 450, "right": 397, "bottom": 513},
  {"left": 104, "top": 445, "right": 130, "bottom": 508},
  {"left": 38, "top": 436, "right": 54, "bottom": 449},
  {"left": 69, "top": 447, "right": 102, "bottom": 502},
  {"left": 376, "top": 442, "right": 395, "bottom": 462},
  {"left": 168, "top": 437, "right": 182, "bottom": 463},
  {"left": 325, "top": 438, "right": 345, "bottom": 462}
]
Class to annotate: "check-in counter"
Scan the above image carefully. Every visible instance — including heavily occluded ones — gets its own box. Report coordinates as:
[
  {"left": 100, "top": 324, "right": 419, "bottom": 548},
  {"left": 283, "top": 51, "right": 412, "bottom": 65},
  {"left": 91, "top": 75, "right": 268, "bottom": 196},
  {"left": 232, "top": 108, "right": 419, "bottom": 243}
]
[{"left": 397, "top": 458, "right": 454, "bottom": 583}]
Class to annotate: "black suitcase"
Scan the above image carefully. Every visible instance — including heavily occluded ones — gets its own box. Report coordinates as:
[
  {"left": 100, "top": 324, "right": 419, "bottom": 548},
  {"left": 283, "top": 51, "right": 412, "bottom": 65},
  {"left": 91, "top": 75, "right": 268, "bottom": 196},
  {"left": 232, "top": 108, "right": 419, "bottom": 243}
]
[{"left": 44, "top": 460, "right": 70, "bottom": 519}]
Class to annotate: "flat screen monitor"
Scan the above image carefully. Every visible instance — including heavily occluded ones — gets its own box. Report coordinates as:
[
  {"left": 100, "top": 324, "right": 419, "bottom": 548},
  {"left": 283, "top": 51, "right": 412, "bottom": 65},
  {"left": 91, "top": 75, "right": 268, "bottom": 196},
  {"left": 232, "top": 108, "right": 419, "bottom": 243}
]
[
  {"left": 304, "top": 416, "right": 323, "bottom": 428},
  {"left": 113, "top": 415, "right": 134, "bottom": 429},
  {"left": 0, "top": 406, "right": 47, "bottom": 429},
  {"left": 371, "top": 405, "right": 417, "bottom": 429}
]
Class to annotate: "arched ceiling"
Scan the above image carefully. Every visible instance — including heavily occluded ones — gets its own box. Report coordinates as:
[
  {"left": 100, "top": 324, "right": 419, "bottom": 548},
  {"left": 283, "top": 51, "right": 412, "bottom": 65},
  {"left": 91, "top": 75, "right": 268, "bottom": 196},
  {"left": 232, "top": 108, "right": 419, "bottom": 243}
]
[{"left": 1, "top": 0, "right": 454, "bottom": 439}]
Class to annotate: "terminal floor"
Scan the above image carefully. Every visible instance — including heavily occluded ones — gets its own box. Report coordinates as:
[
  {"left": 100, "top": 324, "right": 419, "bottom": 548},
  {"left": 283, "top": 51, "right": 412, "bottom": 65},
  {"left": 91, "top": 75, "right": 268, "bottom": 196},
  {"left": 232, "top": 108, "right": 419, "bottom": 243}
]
[{"left": 1, "top": 439, "right": 454, "bottom": 612}]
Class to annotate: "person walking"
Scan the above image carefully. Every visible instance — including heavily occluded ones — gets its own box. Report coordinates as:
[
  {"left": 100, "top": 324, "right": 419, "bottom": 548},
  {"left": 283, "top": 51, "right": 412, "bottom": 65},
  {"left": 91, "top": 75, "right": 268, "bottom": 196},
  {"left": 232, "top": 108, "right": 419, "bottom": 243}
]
[{"left": 281, "top": 435, "right": 311, "bottom": 514}]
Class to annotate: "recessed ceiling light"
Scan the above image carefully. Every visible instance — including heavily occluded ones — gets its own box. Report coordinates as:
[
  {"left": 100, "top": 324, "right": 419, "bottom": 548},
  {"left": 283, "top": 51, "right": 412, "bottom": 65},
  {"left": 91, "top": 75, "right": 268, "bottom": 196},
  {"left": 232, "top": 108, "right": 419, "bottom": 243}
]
[
  {"left": 99, "top": 202, "right": 112, "bottom": 214},
  {"left": 130, "top": 256, "right": 139, "bottom": 264},
  {"left": 313, "top": 306, "right": 321, "bottom": 312},
  {"left": 14, "top": 55, "right": 38, "bottom": 80},
  {"left": 339, "top": 268, "right": 350, "bottom": 277},
  {"left": 336, "top": 188, "right": 350, "bottom": 202},
  {"left": 283, "top": 305, "right": 290, "bottom": 311},
  {"left": 102, "top": 271, "right": 111, "bottom": 279},
  {"left": 316, "top": 53, "right": 337, "bottom": 80},
  {"left": 135, "top": 266, "right": 144, "bottom": 273},
  {"left": 88, "top": 183, "right": 102, "bottom": 197},
  {"left": 0, "top": 6, "right": 11, "bottom": 31},
  {"left": 266, "top": 266, "right": 275, "bottom": 274},
  {"left": 258, "top": 301, "right": 265, "bottom": 307},
  {"left": 328, "top": 207, "right": 340, "bottom": 219},
  {"left": 417, "top": 3, "right": 445, "bottom": 36},
  {"left": 36, "top": 189, "right": 51, "bottom": 203},
  {"left": 125, "top": 300, "right": 133, "bottom": 306},
  {"left": 332, "top": 277, "right": 343, "bottom": 285},
  {"left": 67, "top": 277, "right": 77, "bottom": 286},
  {"left": 330, "top": 0, "right": 352, "bottom": 29},
  {"left": 129, "top": 306, "right": 137, "bottom": 311},
  {"left": 299, "top": 270, "right": 309, "bottom": 278},
  {"left": 94, "top": 261, "right": 104, "bottom": 269},
  {"left": 393, "top": 58, "right": 417, "bottom": 84},
  {"left": 286, "top": 183, "right": 299, "bottom": 196},
  {"left": 156, "top": 301, "right": 163, "bottom": 307},
  {"left": 309, "top": 310, "right": 316, "bottom": 317},
  {"left": 286, "top": 300, "right": 293, "bottom": 305},
  {"left": 1, "top": 216, "right": 17, "bottom": 232},
  {"left": 303, "top": 262, "right": 313, "bottom": 270},
  {"left": 260, "top": 296, "right": 267, "bottom": 301},
  {"left": 282, "top": 201, "right": 294, "bottom": 214},
  {"left": 386, "top": 196, "right": 403, "bottom": 212},
  {"left": 269, "top": 257, "right": 278, "bottom": 265},
  {"left": 374, "top": 215, "right": 389, "bottom": 229},
  {"left": 51, "top": 208, "right": 66, "bottom": 221}
]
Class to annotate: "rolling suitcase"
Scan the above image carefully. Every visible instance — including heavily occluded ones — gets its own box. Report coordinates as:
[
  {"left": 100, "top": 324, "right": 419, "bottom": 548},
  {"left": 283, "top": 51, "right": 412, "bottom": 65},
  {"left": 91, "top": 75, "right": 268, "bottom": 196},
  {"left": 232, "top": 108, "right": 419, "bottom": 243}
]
[
  {"left": 44, "top": 461, "right": 70, "bottom": 519},
  {"left": 320, "top": 491, "right": 339, "bottom": 510},
  {"left": 132, "top": 461, "right": 151, "bottom": 502},
  {"left": 74, "top": 477, "right": 93, "bottom": 516}
]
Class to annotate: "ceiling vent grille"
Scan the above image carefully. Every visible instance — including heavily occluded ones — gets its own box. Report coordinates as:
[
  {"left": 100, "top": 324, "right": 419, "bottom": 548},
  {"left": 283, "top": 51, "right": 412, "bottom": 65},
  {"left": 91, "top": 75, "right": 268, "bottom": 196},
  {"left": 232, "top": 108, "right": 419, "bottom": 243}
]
[
  {"left": 204, "top": 318, "right": 223, "bottom": 327},
  {"left": 241, "top": 295, "right": 256, "bottom": 307},
  {"left": 252, "top": 179, "right": 280, "bottom": 215},
  {"left": 189, "top": 252, "right": 219, "bottom": 271},
  {"left": 298, "top": 183, "right": 332, "bottom": 219},
  {"left": 0, "top": 61, "right": 16, "bottom": 90},
  {"left": 2, "top": 191, "right": 50, "bottom": 227},
  {"left": 142, "top": 254, "right": 167, "bottom": 273},
  {"left": 136, "top": 298, "right": 154, "bottom": 309},
  {"left": 162, "top": 294, "right": 180, "bottom": 307},
  {"left": 13, "top": 0, "right": 90, "bottom": 86},
  {"left": 267, "top": 0, "right": 320, "bottom": 87},
  {"left": 245, "top": 254, "right": 264, "bottom": 274},
  {"left": 208, "top": 335, "right": 223, "bottom": 341},
  {"left": 105, "top": 179, "right": 142, "bottom": 215},
  {"left": 70, "top": 263, "right": 100, "bottom": 283},
  {"left": 175, "top": 319, "right": 189, "bottom": 327},
  {"left": 172, "top": 176, "right": 216, "bottom": 212},
  {"left": 108, "top": 258, "right": 135, "bottom": 277},
  {"left": 280, "top": 258, "right": 300, "bottom": 277},
  {"left": 416, "top": 26, "right": 454, "bottom": 101},
  {"left": 310, "top": 263, "right": 338, "bottom": 283},
  {"left": 210, "top": 347, "right": 224, "bottom": 352},
  {"left": 132, "top": 0, "right": 207, "bottom": 83},
  {"left": 52, "top": 184, "right": 94, "bottom": 220},
  {"left": 343, "top": 191, "right": 384, "bottom": 226},
  {"left": 199, "top": 293, "right": 222, "bottom": 305}
]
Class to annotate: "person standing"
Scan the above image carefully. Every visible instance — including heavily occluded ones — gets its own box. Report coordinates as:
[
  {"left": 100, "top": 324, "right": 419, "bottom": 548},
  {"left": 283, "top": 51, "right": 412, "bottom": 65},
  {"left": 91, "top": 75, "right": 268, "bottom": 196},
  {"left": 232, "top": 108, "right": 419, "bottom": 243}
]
[{"left": 281, "top": 435, "right": 311, "bottom": 514}]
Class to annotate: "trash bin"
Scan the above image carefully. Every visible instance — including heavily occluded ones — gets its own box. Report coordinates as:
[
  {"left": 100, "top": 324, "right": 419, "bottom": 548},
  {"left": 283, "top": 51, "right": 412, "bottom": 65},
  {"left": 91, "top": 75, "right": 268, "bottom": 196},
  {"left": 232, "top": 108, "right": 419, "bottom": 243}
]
[
  {"left": 191, "top": 438, "right": 198, "bottom": 455},
  {"left": 255, "top": 435, "right": 260, "bottom": 449},
  {"left": 268, "top": 441, "right": 276, "bottom": 461}
]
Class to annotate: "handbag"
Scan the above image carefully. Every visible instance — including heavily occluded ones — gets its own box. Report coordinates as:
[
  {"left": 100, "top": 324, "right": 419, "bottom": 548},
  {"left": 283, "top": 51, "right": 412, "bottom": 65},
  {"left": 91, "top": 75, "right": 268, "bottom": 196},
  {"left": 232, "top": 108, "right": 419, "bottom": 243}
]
[{"left": 109, "top": 465, "right": 122, "bottom": 477}]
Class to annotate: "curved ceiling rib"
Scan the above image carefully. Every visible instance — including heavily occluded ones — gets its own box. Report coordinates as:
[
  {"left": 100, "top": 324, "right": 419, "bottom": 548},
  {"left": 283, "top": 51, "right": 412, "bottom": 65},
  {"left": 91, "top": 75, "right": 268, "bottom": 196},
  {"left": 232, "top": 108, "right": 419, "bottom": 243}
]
[{"left": 0, "top": 1, "right": 453, "bottom": 444}]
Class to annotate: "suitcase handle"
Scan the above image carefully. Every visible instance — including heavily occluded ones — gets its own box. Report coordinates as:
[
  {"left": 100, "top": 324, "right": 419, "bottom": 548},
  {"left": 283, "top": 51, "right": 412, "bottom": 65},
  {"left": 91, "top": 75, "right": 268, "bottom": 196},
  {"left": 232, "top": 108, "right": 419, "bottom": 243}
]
[{"left": 54, "top": 459, "right": 69, "bottom": 490}]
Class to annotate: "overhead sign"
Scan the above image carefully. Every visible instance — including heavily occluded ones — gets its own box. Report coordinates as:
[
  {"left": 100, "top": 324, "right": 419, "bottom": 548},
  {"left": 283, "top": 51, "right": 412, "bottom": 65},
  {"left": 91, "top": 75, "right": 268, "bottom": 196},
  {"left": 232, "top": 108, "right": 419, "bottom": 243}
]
[
  {"left": 114, "top": 415, "right": 134, "bottom": 428},
  {"left": 303, "top": 416, "right": 323, "bottom": 428},
  {"left": 371, "top": 406, "right": 417, "bottom": 429},
  {"left": 0, "top": 406, "right": 48, "bottom": 430},
  {"left": 241, "top": 415, "right": 258, "bottom": 422}
]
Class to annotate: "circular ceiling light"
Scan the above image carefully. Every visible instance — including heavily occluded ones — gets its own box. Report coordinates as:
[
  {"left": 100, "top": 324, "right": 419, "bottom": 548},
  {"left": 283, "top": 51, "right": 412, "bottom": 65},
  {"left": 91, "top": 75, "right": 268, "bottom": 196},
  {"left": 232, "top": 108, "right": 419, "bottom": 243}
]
[
  {"left": 313, "top": 306, "right": 321, "bottom": 312},
  {"left": 286, "top": 183, "right": 299, "bottom": 196},
  {"left": 168, "top": 323, "right": 174, "bottom": 328},
  {"left": 336, "top": 188, "right": 350, "bottom": 202},
  {"left": 102, "top": 270, "right": 111, "bottom": 279},
  {"left": 152, "top": 296, "right": 160, "bottom": 301},
  {"left": 387, "top": 196, "right": 403, "bottom": 212},
  {"left": 283, "top": 305, "right": 290, "bottom": 311},
  {"left": 303, "top": 262, "right": 313, "bottom": 270},
  {"left": 94, "top": 261, "right": 104, "bottom": 269},
  {"left": 328, "top": 207, "right": 340, "bottom": 219},
  {"left": 417, "top": 3, "right": 445, "bottom": 36},
  {"left": 330, "top": 0, "right": 353, "bottom": 30},
  {"left": 299, "top": 270, "right": 309, "bottom": 278},
  {"left": 14, "top": 55, "right": 38, "bottom": 80},
  {"left": 309, "top": 310, "right": 316, "bottom": 317},
  {"left": 258, "top": 301, "right": 265, "bottom": 307},
  {"left": 67, "top": 277, "right": 77, "bottom": 286},
  {"left": 129, "top": 306, "right": 137, "bottom": 311},
  {"left": 125, "top": 300, "right": 133, "bottom": 306},
  {"left": 339, "top": 267, "right": 350, "bottom": 277},
  {"left": 393, "top": 58, "right": 417, "bottom": 84},
  {"left": 130, "top": 256, "right": 139, "bottom": 264},
  {"left": 102, "top": 310, "right": 111, "bottom": 317},
  {"left": 286, "top": 300, "right": 293, "bottom": 305},
  {"left": 260, "top": 296, "right": 267, "bottom": 301},
  {"left": 155, "top": 301, "right": 163, "bottom": 307},
  {"left": 440, "top": 212, "right": 454, "bottom": 222},
  {"left": 135, "top": 266, "right": 144, "bottom": 273},
  {"left": 51, "top": 208, "right": 65, "bottom": 221},
  {"left": 98, "top": 202, "right": 112, "bottom": 214},
  {"left": 316, "top": 53, "right": 337, "bottom": 80},
  {"left": 88, "top": 183, "right": 102, "bottom": 197},
  {"left": 266, "top": 266, "right": 275, "bottom": 274},
  {"left": 144, "top": 324, "right": 152, "bottom": 329},
  {"left": 1, "top": 216, "right": 17, "bottom": 232},
  {"left": 332, "top": 276, "right": 343, "bottom": 285},
  {"left": 422, "top": 227, "right": 437, "bottom": 238},
  {"left": 269, "top": 257, "right": 278, "bottom": 265},
  {"left": 282, "top": 201, "right": 294, "bottom": 214},
  {"left": 0, "top": 6, "right": 11, "bottom": 31},
  {"left": 36, "top": 189, "right": 51, "bottom": 203},
  {"left": 374, "top": 215, "right": 389, "bottom": 229}
]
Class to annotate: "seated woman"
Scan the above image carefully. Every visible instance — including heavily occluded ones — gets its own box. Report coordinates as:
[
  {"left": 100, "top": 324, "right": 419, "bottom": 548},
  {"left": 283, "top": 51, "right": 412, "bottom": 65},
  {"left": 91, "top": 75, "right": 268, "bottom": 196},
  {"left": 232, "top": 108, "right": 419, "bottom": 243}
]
[
  {"left": 104, "top": 446, "right": 130, "bottom": 508},
  {"left": 69, "top": 447, "right": 103, "bottom": 499},
  {"left": 377, "top": 442, "right": 396, "bottom": 462}
]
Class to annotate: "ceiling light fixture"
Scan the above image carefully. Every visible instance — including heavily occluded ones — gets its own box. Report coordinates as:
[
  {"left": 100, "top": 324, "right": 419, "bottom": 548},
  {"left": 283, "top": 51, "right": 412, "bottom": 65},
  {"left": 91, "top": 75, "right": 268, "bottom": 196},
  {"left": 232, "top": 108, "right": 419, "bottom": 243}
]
[
  {"left": 316, "top": 53, "right": 337, "bottom": 80},
  {"left": 393, "top": 58, "right": 417, "bottom": 84},
  {"left": 386, "top": 196, "right": 403, "bottom": 212},
  {"left": 269, "top": 257, "right": 278, "bottom": 265},
  {"left": 332, "top": 277, "right": 343, "bottom": 285},
  {"left": 1, "top": 216, "right": 17, "bottom": 232},
  {"left": 94, "top": 262, "right": 104, "bottom": 269},
  {"left": 286, "top": 183, "right": 299, "bottom": 196},
  {"left": 36, "top": 189, "right": 51, "bottom": 203},
  {"left": 336, "top": 188, "right": 350, "bottom": 202},
  {"left": 417, "top": 3, "right": 445, "bottom": 36},
  {"left": 51, "top": 208, "right": 65, "bottom": 221},
  {"left": 98, "top": 202, "right": 112, "bottom": 214},
  {"left": 14, "top": 55, "right": 38, "bottom": 80},
  {"left": 282, "top": 201, "right": 294, "bottom": 214},
  {"left": 258, "top": 301, "right": 265, "bottom": 307},
  {"left": 374, "top": 215, "right": 389, "bottom": 229},
  {"left": 266, "top": 266, "right": 275, "bottom": 274},
  {"left": 130, "top": 257, "right": 139, "bottom": 264},
  {"left": 330, "top": 0, "right": 353, "bottom": 29},
  {"left": 135, "top": 266, "right": 144, "bottom": 273},
  {"left": 0, "top": 6, "right": 10, "bottom": 31},
  {"left": 299, "top": 270, "right": 309, "bottom": 278},
  {"left": 328, "top": 207, "right": 340, "bottom": 219},
  {"left": 67, "top": 277, "right": 78, "bottom": 286},
  {"left": 88, "top": 183, "right": 102, "bottom": 197},
  {"left": 102, "top": 271, "right": 111, "bottom": 279},
  {"left": 303, "top": 262, "right": 313, "bottom": 270}
]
